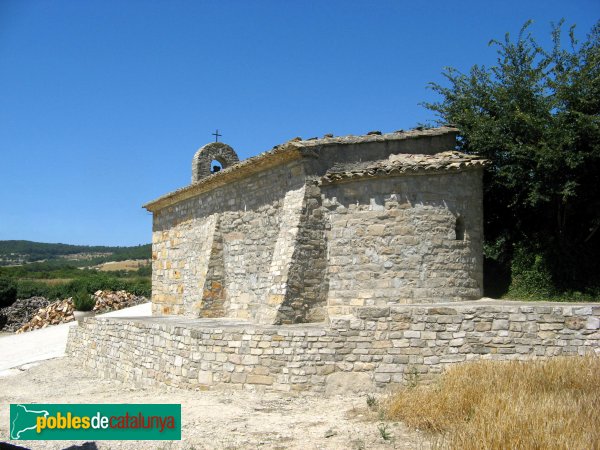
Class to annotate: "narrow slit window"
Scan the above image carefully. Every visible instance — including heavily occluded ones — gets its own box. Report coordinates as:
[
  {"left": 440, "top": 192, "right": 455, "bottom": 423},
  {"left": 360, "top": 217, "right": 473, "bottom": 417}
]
[{"left": 455, "top": 216, "right": 465, "bottom": 240}]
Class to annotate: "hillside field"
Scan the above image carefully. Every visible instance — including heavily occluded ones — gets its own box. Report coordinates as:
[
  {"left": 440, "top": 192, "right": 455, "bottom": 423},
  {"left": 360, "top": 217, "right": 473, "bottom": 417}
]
[{"left": 0, "top": 241, "right": 151, "bottom": 300}]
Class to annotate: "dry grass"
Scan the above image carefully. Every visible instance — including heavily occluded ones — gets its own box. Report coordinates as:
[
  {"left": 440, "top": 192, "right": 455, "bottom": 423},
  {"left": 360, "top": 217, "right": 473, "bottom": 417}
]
[
  {"left": 94, "top": 259, "right": 150, "bottom": 271},
  {"left": 384, "top": 356, "right": 600, "bottom": 450}
]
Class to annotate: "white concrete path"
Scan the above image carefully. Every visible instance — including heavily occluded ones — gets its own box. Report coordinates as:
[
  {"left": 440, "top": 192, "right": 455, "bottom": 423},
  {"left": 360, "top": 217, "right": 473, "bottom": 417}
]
[{"left": 0, "top": 302, "right": 151, "bottom": 373}]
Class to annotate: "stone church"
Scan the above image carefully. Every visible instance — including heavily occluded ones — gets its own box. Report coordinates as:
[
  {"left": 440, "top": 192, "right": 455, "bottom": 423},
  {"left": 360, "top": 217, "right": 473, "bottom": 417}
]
[
  {"left": 143, "top": 127, "right": 487, "bottom": 324},
  {"left": 67, "top": 131, "right": 597, "bottom": 392}
]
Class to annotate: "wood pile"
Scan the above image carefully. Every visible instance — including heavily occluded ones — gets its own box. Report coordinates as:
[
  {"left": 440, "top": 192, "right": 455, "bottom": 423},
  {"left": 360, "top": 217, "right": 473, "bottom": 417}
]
[
  {"left": 15, "top": 290, "right": 148, "bottom": 333},
  {"left": 93, "top": 290, "right": 146, "bottom": 313},
  {"left": 0, "top": 297, "right": 51, "bottom": 333},
  {"left": 16, "top": 298, "right": 74, "bottom": 333}
]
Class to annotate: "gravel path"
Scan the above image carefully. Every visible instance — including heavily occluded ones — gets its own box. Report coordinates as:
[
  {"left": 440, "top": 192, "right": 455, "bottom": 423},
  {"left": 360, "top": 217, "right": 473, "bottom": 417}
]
[
  {"left": 0, "top": 303, "right": 151, "bottom": 373},
  {"left": 0, "top": 357, "right": 430, "bottom": 449}
]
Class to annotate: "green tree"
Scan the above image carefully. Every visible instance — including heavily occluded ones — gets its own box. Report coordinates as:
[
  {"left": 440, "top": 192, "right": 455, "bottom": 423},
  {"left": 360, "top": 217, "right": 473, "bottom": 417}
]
[
  {"left": 424, "top": 20, "right": 600, "bottom": 297},
  {"left": 0, "top": 277, "right": 17, "bottom": 308}
]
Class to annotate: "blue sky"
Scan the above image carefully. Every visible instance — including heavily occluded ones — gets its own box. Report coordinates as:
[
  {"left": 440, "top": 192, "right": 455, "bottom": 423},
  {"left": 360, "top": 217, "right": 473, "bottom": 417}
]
[{"left": 1, "top": 0, "right": 598, "bottom": 246}]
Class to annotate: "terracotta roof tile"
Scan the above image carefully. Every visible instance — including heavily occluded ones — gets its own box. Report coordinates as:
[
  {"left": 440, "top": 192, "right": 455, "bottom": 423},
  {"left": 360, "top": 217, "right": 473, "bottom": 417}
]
[
  {"left": 320, "top": 151, "right": 488, "bottom": 185},
  {"left": 143, "top": 127, "right": 463, "bottom": 212}
]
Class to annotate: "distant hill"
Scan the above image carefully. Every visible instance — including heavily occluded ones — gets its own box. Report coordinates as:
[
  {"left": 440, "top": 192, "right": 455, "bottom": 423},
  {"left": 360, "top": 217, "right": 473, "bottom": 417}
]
[{"left": 0, "top": 240, "right": 151, "bottom": 266}]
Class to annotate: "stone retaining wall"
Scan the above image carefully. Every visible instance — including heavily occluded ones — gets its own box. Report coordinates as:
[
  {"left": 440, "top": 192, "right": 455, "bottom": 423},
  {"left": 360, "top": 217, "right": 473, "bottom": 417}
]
[{"left": 67, "top": 301, "right": 600, "bottom": 393}]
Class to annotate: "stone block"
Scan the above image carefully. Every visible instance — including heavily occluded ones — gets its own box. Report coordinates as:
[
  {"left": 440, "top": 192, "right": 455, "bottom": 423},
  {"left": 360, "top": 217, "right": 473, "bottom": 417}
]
[
  {"left": 439, "top": 354, "right": 466, "bottom": 363},
  {"left": 491, "top": 319, "right": 509, "bottom": 331},
  {"left": 373, "top": 373, "right": 391, "bottom": 383},
  {"left": 198, "top": 371, "right": 213, "bottom": 385},
  {"left": 539, "top": 323, "right": 563, "bottom": 331},
  {"left": 424, "top": 356, "right": 439, "bottom": 365},
  {"left": 542, "top": 314, "right": 565, "bottom": 323},
  {"left": 356, "top": 307, "right": 390, "bottom": 319},
  {"left": 436, "top": 316, "right": 455, "bottom": 324},
  {"left": 267, "top": 294, "right": 284, "bottom": 306},
  {"left": 246, "top": 374, "right": 274, "bottom": 385},
  {"left": 242, "top": 355, "right": 259, "bottom": 365},
  {"left": 366, "top": 224, "right": 386, "bottom": 236},
  {"left": 231, "top": 372, "right": 247, "bottom": 383},
  {"left": 427, "top": 307, "right": 457, "bottom": 315},
  {"left": 449, "top": 338, "right": 465, "bottom": 347},
  {"left": 403, "top": 330, "right": 421, "bottom": 339},
  {"left": 521, "top": 322, "right": 539, "bottom": 333},
  {"left": 508, "top": 314, "right": 527, "bottom": 322},
  {"left": 573, "top": 307, "right": 593, "bottom": 315},
  {"left": 252, "top": 366, "right": 269, "bottom": 375},
  {"left": 420, "top": 331, "right": 437, "bottom": 340},
  {"left": 377, "top": 364, "right": 403, "bottom": 373},
  {"left": 586, "top": 317, "right": 600, "bottom": 330},
  {"left": 565, "top": 317, "right": 586, "bottom": 330}
]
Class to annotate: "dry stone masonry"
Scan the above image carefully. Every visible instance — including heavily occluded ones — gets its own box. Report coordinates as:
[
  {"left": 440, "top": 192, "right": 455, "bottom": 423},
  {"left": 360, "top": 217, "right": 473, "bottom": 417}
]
[
  {"left": 67, "top": 127, "right": 600, "bottom": 391},
  {"left": 67, "top": 301, "right": 599, "bottom": 391},
  {"left": 192, "top": 142, "right": 240, "bottom": 183},
  {"left": 145, "top": 127, "right": 486, "bottom": 324}
]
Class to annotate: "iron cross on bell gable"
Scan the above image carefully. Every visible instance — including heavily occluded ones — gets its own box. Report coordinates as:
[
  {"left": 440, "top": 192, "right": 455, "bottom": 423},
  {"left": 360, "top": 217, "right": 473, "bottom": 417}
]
[{"left": 212, "top": 129, "right": 222, "bottom": 142}]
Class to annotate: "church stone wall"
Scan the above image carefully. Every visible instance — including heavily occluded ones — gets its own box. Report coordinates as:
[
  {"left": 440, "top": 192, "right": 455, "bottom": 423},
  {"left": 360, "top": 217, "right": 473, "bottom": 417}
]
[
  {"left": 306, "top": 132, "right": 458, "bottom": 177},
  {"left": 148, "top": 128, "right": 485, "bottom": 324},
  {"left": 323, "top": 170, "right": 484, "bottom": 316},
  {"left": 151, "top": 160, "right": 309, "bottom": 320},
  {"left": 152, "top": 162, "right": 484, "bottom": 322}
]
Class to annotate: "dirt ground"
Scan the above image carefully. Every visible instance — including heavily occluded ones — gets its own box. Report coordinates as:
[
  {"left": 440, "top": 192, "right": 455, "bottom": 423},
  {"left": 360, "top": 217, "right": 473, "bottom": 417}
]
[{"left": 0, "top": 358, "right": 430, "bottom": 450}]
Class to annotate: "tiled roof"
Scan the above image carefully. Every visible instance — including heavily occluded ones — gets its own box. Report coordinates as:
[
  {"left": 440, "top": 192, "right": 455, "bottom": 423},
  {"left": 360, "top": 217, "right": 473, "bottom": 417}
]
[
  {"left": 320, "top": 151, "right": 488, "bottom": 185},
  {"left": 143, "top": 127, "right": 462, "bottom": 212}
]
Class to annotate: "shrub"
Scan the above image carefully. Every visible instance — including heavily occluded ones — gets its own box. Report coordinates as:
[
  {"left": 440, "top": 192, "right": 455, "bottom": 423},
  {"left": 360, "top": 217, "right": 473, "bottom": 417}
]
[
  {"left": 508, "top": 244, "right": 555, "bottom": 299},
  {"left": 72, "top": 290, "right": 96, "bottom": 311},
  {"left": 0, "top": 277, "right": 17, "bottom": 308},
  {"left": 16, "top": 280, "right": 54, "bottom": 299},
  {"left": 65, "top": 275, "right": 151, "bottom": 298},
  {"left": 14, "top": 276, "right": 151, "bottom": 301},
  {"left": 424, "top": 20, "right": 600, "bottom": 298}
]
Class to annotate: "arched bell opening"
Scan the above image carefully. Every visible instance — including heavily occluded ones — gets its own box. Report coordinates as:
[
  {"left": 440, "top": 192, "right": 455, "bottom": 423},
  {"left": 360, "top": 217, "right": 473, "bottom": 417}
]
[
  {"left": 191, "top": 142, "right": 240, "bottom": 183},
  {"left": 211, "top": 160, "right": 223, "bottom": 174}
]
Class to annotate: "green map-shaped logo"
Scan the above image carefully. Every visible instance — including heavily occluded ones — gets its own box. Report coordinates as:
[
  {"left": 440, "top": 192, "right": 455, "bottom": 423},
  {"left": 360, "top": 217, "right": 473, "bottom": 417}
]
[
  {"left": 10, "top": 404, "right": 49, "bottom": 439},
  {"left": 9, "top": 403, "right": 181, "bottom": 440}
]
